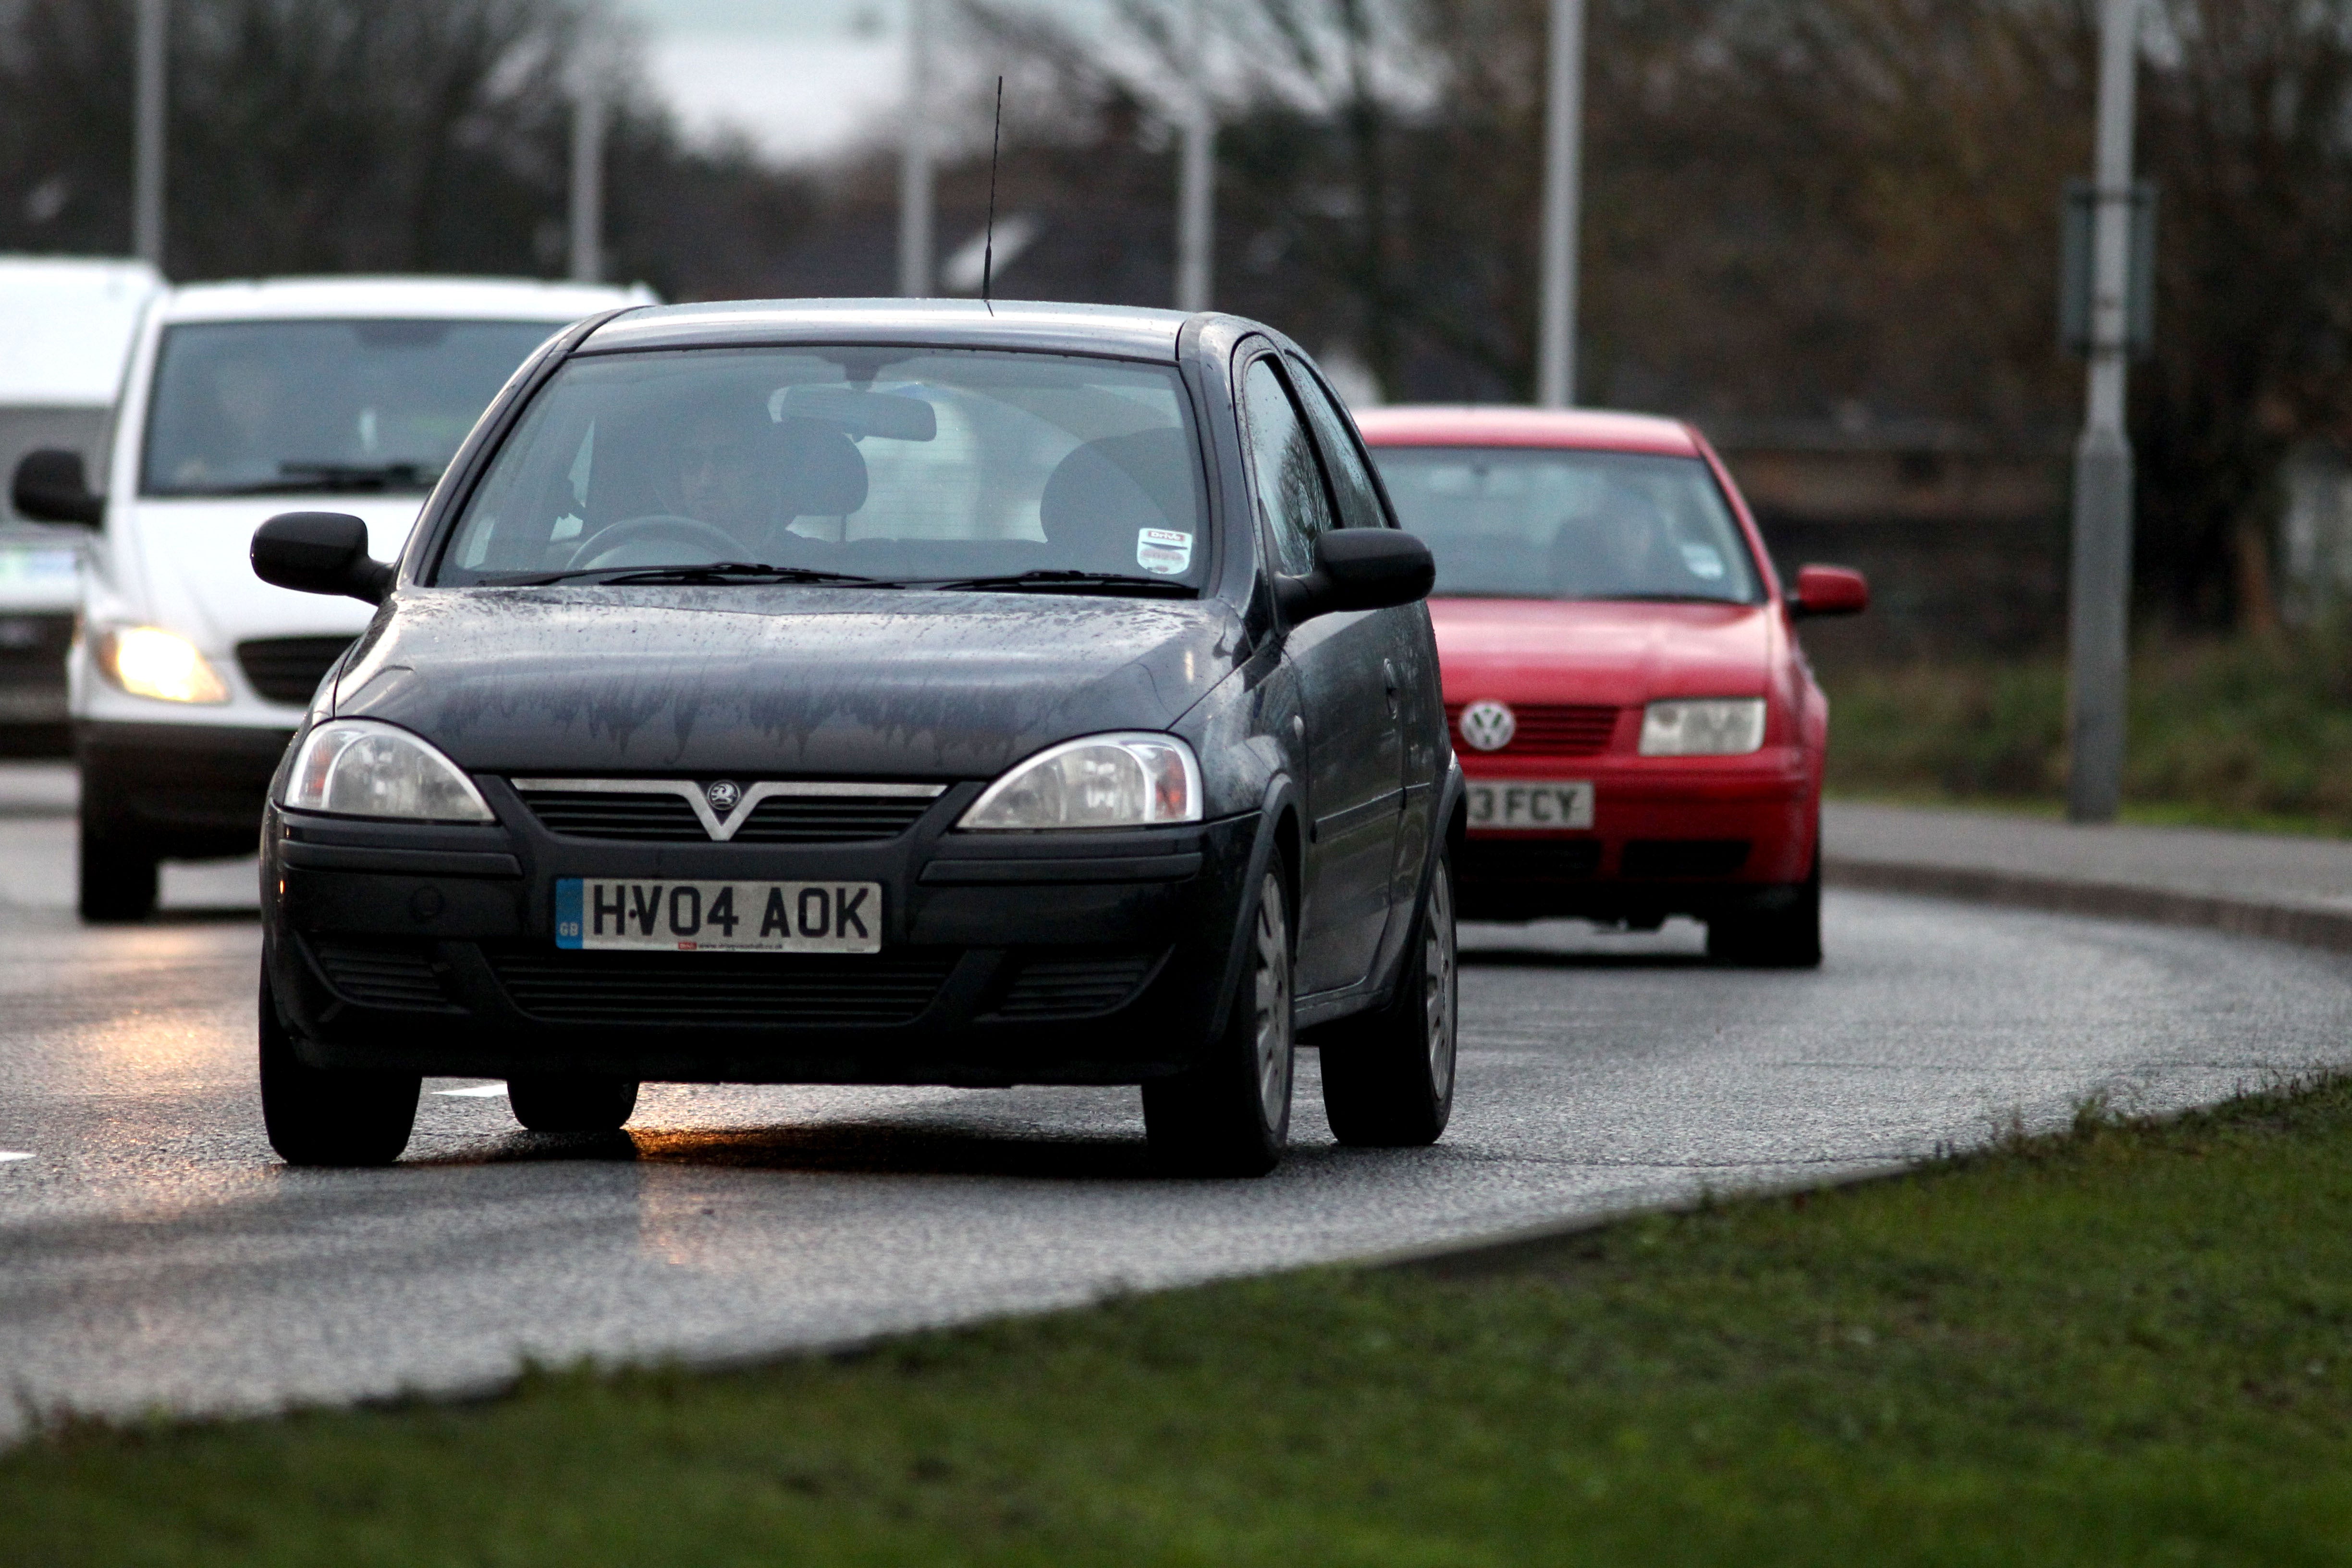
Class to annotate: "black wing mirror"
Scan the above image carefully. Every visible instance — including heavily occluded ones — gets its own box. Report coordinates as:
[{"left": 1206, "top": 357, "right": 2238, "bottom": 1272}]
[
  {"left": 10, "top": 449, "right": 103, "bottom": 527},
  {"left": 1276, "top": 529, "right": 1435, "bottom": 622},
  {"left": 251, "top": 512, "right": 395, "bottom": 604}
]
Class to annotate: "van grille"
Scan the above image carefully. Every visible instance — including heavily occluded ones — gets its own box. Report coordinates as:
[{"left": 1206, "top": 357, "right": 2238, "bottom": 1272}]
[{"left": 238, "top": 636, "right": 355, "bottom": 705}]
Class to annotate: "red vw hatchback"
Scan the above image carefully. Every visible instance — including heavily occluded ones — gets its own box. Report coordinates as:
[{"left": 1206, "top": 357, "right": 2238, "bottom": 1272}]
[{"left": 1357, "top": 407, "right": 1865, "bottom": 966}]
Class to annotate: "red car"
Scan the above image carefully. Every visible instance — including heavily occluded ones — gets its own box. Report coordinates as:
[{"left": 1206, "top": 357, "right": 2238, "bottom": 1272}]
[{"left": 1355, "top": 407, "right": 1866, "bottom": 966}]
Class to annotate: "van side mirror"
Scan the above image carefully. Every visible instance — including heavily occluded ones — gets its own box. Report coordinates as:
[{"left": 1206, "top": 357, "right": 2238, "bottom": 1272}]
[
  {"left": 1276, "top": 529, "right": 1435, "bottom": 622},
  {"left": 1790, "top": 564, "right": 1868, "bottom": 619},
  {"left": 252, "top": 512, "right": 395, "bottom": 604},
  {"left": 10, "top": 449, "right": 103, "bottom": 527}
]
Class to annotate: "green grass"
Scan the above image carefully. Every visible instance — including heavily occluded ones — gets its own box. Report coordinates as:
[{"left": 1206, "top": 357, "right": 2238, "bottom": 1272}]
[
  {"left": 14, "top": 1080, "right": 2352, "bottom": 1565},
  {"left": 1822, "top": 630, "right": 2352, "bottom": 834}
]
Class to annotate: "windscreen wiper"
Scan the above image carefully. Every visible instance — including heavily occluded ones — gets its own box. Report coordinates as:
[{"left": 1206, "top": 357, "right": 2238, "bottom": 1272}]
[
  {"left": 485, "top": 562, "right": 894, "bottom": 587},
  {"left": 196, "top": 461, "right": 443, "bottom": 497},
  {"left": 919, "top": 570, "right": 1195, "bottom": 597}
]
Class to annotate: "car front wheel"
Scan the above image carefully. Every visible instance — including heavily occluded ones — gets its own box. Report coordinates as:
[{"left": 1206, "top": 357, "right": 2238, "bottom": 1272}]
[
  {"left": 78, "top": 817, "right": 157, "bottom": 924},
  {"left": 258, "top": 973, "right": 419, "bottom": 1166},
  {"left": 1142, "top": 869, "right": 1294, "bottom": 1177},
  {"left": 1705, "top": 833, "right": 1823, "bottom": 968},
  {"left": 1319, "top": 847, "right": 1458, "bottom": 1147}
]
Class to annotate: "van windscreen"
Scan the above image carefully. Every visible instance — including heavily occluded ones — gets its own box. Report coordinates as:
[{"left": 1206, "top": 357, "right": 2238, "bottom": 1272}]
[{"left": 140, "top": 319, "right": 559, "bottom": 497}]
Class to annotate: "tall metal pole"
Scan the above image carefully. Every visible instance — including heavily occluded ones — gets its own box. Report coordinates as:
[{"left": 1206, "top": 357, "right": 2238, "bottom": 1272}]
[
  {"left": 898, "top": 0, "right": 934, "bottom": 298},
  {"left": 133, "top": 0, "right": 167, "bottom": 270},
  {"left": 1174, "top": 0, "right": 1214, "bottom": 313},
  {"left": 2065, "top": 0, "right": 2142, "bottom": 823},
  {"left": 568, "top": 74, "right": 606, "bottom": 283},
  {"left": 1534, "top": 0, "right": 1584, "bottom": 407}
]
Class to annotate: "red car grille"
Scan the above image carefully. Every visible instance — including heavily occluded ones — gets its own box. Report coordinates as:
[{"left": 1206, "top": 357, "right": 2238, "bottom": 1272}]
[{"left": 1447, "top": 703, "right": 1620, "bottom": 758}]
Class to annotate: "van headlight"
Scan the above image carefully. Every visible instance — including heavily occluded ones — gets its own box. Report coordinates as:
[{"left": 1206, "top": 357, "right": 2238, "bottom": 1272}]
[
  {"left": 92, "top": 626, "right": 229, "bottom": 704},
  {"left": 958, "top": 733, "right": 1201, "bottom": 831},
  {"left": 1638, "top": 698, "right": 1767, "bottom": 756},
  {"left": 281, "top": 719, "right": 494, "bottom": 822}
]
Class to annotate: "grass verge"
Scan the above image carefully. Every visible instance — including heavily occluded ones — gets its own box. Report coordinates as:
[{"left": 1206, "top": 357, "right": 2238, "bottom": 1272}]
[
  {"left": 1822, "top": 631, "right": 2352, "bottom": 834},
  {"left": 13, "top": 1080, "right": 2352, "bottom": 1566}
]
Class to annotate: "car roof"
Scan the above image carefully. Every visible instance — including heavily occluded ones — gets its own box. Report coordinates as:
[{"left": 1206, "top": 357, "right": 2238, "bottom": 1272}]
[
  {"left": 1353, "top": 404, "right": 1702, "bottom": 457},
  {"left": 158, "top": 275, "right": 654, "bottom": 325},
  {"left": 581, "top": 297, "right": 1193, "bottom": 361}
]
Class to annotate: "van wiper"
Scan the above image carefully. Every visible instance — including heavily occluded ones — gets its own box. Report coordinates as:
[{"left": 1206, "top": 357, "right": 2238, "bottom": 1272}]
[
  {"left": 485, "top": 562, "right": 894, "bottom": 587},
  {"left": 920, "top": 570, "right": 1195, "bottom": 597},
  {"left": 199, "top": 461, "right": 442, "bottom": 497}
]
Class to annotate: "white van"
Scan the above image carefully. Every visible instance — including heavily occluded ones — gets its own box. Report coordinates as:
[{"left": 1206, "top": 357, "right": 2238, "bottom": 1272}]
[
  {"left": 0, "top": 256, "right": 163, "bottom": 730},
  {"left": 8, "top": 275, "right": 652, "bottom": 919}
]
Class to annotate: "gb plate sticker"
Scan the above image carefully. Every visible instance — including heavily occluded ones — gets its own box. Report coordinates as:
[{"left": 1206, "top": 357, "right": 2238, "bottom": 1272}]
[{"left": 1137, "top": 527, "right": 1194, "bottom": 576}]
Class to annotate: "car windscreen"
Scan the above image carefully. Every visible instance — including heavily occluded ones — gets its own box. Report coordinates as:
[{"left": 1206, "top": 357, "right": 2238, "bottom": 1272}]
[
  {"left": 432, "top": 347, "right": 1209, "bottom": 593},
  {"left": 140, "top": 319, "right": 561, "bottom": 498},
  {"left": 1370, "top": 446, "right": 1763, "bottom": 604}
]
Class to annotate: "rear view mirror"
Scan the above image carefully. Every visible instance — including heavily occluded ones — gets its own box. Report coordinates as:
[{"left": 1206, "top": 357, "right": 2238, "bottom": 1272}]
[
  {"left": 252, "top": 512, "right": 395, "bottom": 604},
  {"left": 10, "top": 448, "right": 102, "bottom": 527},
  {"left": 771, "top": 386, "right": 938, "bottom": 441},
  {"left": 1277, "top": 529, "right": 1436, "bottom": 622},
  {"left": 1790, "top": 564, "right": 1868, "bottom": 619}
]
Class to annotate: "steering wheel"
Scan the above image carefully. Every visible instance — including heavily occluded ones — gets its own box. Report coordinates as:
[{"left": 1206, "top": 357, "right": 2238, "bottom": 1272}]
[{"left": 566, "top": 514, "right": 744, "bottom": 571}]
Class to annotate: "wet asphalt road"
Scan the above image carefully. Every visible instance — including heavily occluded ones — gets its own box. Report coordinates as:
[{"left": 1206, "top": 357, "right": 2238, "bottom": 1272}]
[{"left": 3, "top": 791, "right": 2350, "bottom": 1432}]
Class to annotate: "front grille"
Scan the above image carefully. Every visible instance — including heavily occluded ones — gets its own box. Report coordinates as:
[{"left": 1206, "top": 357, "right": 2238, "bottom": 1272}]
[
  {"left": 1459, "top": 839, "right": 1601, "bottom": 881},
  {"left": 1621, "top": 839, "right": 1751, "bottom": 878},
  {"left": 308, "top": 938, "right": 460, "bottom": 1013},
  {"left": 1448, "top": 703, "right": 1619, "bottom": 758},
  {"left": 519, "top": 791, "right": 708, "bottom": 841},
  {"left": 487, "top": 947, "right": 956, "bottom": 1027},
  {"left": 985, "top": 952, "right": 1156, "bottom": 1021},
  {"left": 514, "top": 788, "right": 935, "bottom": 844},
  {"left": 237, "top": 636, "right": 355, "bottom": 705}
]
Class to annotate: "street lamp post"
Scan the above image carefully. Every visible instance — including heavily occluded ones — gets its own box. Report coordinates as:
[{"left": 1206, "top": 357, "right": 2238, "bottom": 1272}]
[
  {"left": 898, "top": 0, "right": 935, "bottom": 298},
  {"left": 133, "top": 0, "right": 167, "bottom": 270},
  {"left": 1534, "top": 0, "right": 1584, "bottom": 408},
  {"left": 568, "top": 68, "right": 606, "bottom": 284},
  {"left": 1175, "top": 0, "right": 1213, "bottom": 313},
  {"left": 2065, "top": 0, "right": 2143, "bottom": 823}
]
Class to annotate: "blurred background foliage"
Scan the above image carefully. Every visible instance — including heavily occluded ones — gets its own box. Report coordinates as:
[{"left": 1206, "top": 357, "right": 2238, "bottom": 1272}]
[{"left": 5, "top": 0, "right": 2352, "bottom": 817}]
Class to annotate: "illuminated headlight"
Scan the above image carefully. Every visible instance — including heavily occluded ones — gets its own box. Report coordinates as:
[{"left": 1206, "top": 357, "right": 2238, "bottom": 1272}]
[
  {"left": 959, "top": 733, "right": 1201, "bottom": 831},
  {"left": 281, "top": 719, "right": 493, "bottom": 822},
  {"left": 1638, "top": 698, "right": 1767, "bottom": 757},
  {"left": 93, "top": 626, "right": 229, "bottom": 704}
]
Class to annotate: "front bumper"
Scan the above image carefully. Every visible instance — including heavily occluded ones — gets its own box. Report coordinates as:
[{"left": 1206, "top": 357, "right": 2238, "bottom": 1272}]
[
  {"left": 263, "top": 779, "right": 1262, "bottom": 1086},
  {"left": 1456, "top": 753, "right": 1814, "bottom": 921},
  {"left": 79, "top": 720, "right": 295, "bottom": 856}
]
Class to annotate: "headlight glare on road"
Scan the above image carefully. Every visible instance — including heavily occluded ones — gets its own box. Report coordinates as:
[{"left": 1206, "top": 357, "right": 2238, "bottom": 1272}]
[
  {"left": 1638, "top": 698, "right": 1767, "bottom": 757},
  {"left": 958, "top": 733, "right": 1201, "bottom": 831},
  {"left": 282, "top": 719, "right": 493, "bottom": 822},
  {"left": 94, "top": 625, "right": 229, "bottom": 704}
]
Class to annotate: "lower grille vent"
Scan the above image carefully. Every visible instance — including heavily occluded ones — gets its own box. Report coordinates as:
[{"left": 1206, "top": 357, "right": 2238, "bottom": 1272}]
[
  {"left": 1621, "top": 839, "right": 1751, "bottom": 879},
  {"left": 986, "top": 952, "right": 1156, "bottom": 1022},
  {"left": 309, "top": 938, "right": 460, "bottom": 1013},
  {"left": 487, "top": 947, "right": 955, "bottom": 1027},
  {"left": 1460, "top": 839, "right": 1601, "bottom": 882}
]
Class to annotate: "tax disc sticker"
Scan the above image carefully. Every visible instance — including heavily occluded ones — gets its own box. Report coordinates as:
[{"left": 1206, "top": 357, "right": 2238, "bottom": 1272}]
[{"left": 1137, "top": 527, "right": 1194, "bottom": 576}]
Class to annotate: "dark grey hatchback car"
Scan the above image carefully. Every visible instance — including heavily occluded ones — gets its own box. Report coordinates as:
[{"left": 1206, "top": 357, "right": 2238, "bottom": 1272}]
[{"left": 250, "top": 299, "right": 1463, "bottom": 1176}]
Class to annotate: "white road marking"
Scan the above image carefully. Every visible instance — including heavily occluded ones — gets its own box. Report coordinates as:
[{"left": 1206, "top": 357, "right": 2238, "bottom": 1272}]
[
  {"left": 0, "top": 1152, "right": 33, "bottom": 1163},
  {"left": 434, "top": 1083, "right": 508, "bottom": 1098}
]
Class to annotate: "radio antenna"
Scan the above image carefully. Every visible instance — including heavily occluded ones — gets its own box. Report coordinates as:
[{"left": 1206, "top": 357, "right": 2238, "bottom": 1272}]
[{"left": 982, "top": 75, "right": 1004, "bottom": 316}]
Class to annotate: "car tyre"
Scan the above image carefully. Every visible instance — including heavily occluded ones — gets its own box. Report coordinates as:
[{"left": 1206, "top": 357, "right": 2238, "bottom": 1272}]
[
  {"left": 79, "top": 818, "right": 158, "bottom": 924},
  {"left": 1705, "top": 836, "right": 1822, "bottom": 968},
  {"left": 258, "top": 973, "right": 419, "bottom": 1166},
  {"left": 1320, "top": 847, "right": 1458, "bottom": 1147},
  {"left": 1142, "top": 869, "right": 1294, "bottom": 1177},
  {"left": 508, "top": 1075, "right": 640, "bottom": 1134}
]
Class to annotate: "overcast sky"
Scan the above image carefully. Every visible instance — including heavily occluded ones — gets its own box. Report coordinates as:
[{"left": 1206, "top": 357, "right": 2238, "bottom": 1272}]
[{"left": 618, "top": 0, "right": 908, "bottom": 164}]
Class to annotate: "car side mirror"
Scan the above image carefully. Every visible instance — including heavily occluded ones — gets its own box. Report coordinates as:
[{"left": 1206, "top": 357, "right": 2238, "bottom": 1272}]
[
  {"left": 1276, "top": 529, "right": 1435, "bottom": 622},
  {"left": 10, "top": 449, "right": 103, "bottom": 527},
  {"left": 1790, "top": 564, "right": 1868, "bottom": 619},
  {"left": 252, "top": 512, "right": 395, "bottom": 605}
]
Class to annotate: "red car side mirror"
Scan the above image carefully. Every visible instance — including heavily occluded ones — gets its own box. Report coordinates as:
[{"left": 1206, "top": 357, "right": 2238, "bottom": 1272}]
[{"left": 1790, "top": 564, "right": 1868, "bottom": 619}]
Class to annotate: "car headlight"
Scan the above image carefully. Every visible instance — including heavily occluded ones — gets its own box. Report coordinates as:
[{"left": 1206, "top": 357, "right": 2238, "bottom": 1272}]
[
  {"left": 92, "top": 626, "right": 229, "bottom": 704},
  {"left": 958, "top": 733, "right": 1202, "bottom": 831},
  {"left": 1639, "top": 698, "right": 1767, "bottom": 757},
  {"left": 282, "top": 719, "right": 494, "bottom": 822}
]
